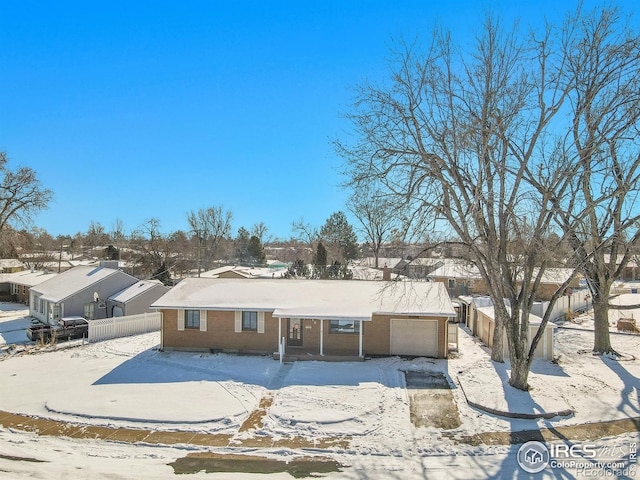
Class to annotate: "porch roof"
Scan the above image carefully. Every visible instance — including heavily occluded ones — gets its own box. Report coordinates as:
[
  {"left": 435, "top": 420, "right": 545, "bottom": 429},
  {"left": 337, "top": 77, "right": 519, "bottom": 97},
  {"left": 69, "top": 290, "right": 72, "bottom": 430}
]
[{"left": 152, "top": 278, "right": 457, "bottom": 320}]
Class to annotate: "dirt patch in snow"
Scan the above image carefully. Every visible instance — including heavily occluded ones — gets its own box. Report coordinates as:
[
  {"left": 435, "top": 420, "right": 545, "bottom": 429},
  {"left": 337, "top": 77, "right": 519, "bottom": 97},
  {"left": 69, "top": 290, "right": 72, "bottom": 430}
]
[
  {"left": 405, "top": 371, "right": 461, "bottom": 430},
  {"left": 453, "top": 416, "right": 640, "bottom": 445},
  {"left": 168, "top": 452, "right": 344, "bottom": 478},
  {"left": 0, "top": 409, "right": 350, "bottom": 449},
  {"left": 238, "top": 393, "right": 273, "bottom": 432}
]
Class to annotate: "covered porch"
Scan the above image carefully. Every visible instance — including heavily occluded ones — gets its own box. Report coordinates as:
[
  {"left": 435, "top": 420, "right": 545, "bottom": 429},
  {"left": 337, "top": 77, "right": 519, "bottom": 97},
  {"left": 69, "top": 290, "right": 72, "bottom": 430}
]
[{"left": 272, "top": 310, "right": 368, "bottom": 362}]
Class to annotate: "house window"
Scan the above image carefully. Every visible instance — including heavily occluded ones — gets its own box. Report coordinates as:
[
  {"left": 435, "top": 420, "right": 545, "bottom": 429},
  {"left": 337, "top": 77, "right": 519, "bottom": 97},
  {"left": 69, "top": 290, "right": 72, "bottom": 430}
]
[
  {"left": 84, "top": 303, "right": 95, "bottom": 320},
  {"left": 185, "top": 310, "right": 200, "bottom": 329},
  {"left": 52, "top": 304, "right": 62, "bottom": 320},
  {"left": 448, "top": 279, "right": 456, "bottom": 289},
  {"left": 329, "top": 320, "right": 361, "bottom": 334},
  {"left": 242, "top": 311, "right": 258, "bottom": 331}
]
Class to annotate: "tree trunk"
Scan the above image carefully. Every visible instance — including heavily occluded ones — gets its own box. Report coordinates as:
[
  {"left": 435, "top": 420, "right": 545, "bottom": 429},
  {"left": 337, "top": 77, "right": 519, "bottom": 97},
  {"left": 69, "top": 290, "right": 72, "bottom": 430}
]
[
  {"left": 592, "top": 294, "right": 616, "bottom": 354},
  {"left": 490, "top": 309, "right": 504, "bottom": 362},
  {"left": 509, "top": 354, "right": 531, "bottom": 390}
]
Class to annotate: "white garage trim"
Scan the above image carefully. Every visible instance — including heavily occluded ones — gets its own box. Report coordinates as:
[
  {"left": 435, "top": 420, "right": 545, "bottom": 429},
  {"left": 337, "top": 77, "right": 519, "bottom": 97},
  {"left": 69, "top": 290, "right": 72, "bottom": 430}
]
[{"left": 390, "top": 318, "right": 439, "bottom": 357}]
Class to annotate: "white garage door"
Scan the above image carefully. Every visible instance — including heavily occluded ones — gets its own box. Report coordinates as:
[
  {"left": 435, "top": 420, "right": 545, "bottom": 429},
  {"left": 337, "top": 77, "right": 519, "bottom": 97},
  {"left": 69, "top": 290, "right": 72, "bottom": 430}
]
[{"left": 390, "top": 319, "right": 439, "bottom": 357}]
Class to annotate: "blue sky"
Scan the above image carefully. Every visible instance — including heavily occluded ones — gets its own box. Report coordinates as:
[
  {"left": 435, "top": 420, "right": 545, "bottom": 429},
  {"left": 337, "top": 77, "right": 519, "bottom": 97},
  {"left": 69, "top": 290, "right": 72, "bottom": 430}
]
[{"left": 1, "top": 0, "right": 637, "bottom": 240}]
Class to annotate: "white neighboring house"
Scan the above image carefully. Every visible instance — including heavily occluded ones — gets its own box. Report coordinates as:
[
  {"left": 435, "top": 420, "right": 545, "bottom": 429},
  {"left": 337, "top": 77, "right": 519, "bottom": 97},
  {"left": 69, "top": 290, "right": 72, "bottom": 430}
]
[
  {"left": 106, "top": 280, "right": 170, "bottom": 317},
  {"left": 29, "top": 264, "right": 139, "bottom": 325}
]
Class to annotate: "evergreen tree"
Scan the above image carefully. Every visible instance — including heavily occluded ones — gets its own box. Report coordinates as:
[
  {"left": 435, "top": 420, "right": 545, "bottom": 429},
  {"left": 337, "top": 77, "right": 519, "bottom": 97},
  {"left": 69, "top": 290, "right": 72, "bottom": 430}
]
[
  {"left": 247, "top": 235, "right": 266, "bottom": 265},
  {"left": 320, "top": 211, "right": 360, "bottom": 262},
  {"left": 235, "top": 227, "right": 250, "bottom": 263},
  {"left": 153, "top": 261, "right": 172, "bottom": 286},
  {"left": 313, "top": 241, "right": 328, "bottom": 278},
  {"left": 287, "top": 259, "right": 309, "bottom": 278},
  {"left": 103, "top": 245, "right": 119, "bottom": 260}
]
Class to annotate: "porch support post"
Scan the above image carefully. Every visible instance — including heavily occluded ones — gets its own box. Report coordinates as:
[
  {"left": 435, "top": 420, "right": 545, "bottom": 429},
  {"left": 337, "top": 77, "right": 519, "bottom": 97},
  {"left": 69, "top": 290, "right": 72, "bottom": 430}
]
[
  {"left": 278, "top": 317, "right": 282, "bottom": 344},
  {"left": 278, "top": 317, "right": 283, "bottom": 362},
  {"left": 359, "top": 320, "right": 363, "bottom": 357},
  {"left": 319, "top": 319, "right": 324, "bottom": 356}
]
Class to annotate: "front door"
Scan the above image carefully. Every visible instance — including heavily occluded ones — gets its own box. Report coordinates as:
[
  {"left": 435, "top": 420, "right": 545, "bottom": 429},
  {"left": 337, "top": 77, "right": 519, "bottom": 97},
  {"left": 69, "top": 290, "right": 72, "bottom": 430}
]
[{"left": 287, "top": 318, "right": 303, "bottom": 347}]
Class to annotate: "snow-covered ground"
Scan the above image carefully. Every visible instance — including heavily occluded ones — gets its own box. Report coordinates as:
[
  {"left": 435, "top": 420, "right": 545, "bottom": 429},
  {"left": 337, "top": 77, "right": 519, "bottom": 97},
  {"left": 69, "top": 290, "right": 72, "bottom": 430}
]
[
  {"left": 0, "top": 304, "right": 30, "bottom": 347},
  {"left": 0, "top": 303, "right": 639, "bottom": 479}
]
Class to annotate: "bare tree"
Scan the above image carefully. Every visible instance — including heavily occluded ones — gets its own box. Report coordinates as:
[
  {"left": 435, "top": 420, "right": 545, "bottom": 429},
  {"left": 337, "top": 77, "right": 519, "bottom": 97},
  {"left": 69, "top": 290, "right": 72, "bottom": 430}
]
[
  {"left": 347, "top": 186, "right": 401, "bottom": 268},
  {"left": 251, "top": 222, "right": 270, "bottom": 244},
  {"left": 338, "top": 14, "right": 580, "bottom": 390},
  {"left": 0, "top": 152, "right": 52, "bottom": 234},
  {"left": 85, "top": 221, "right": 108, "bottom": 257},
  {"left": 130, "top": 218, "right": 173, "bottom": 279},
  {"left": 551, "top": 5, "right": 640, "bottom": 355},
  {"left": 291, "top": 218, "right": 319, "bottom": 245},
  {"left": 186, "top": 206, "right": 232, "bottom": 276}
]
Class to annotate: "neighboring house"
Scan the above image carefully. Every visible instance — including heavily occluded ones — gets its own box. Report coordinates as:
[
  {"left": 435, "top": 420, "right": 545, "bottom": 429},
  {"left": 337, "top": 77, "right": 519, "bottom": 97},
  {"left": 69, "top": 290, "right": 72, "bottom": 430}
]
[
  {"left": 462, "top": 297, "right": 555, "bottom": 360},
  {"left": 200, "top": 265, "right": 289, "bottom": 279},
  {"left": 604, "top": 254, "right": 640, "bottom": 281},
  {"left": 394, "top": 257, "right": 441, "bottom": 279},
  {"left": 106, "top": 280, "right": 170, "bottom": 317},
  {"left": 200, "top": 266, "right": 255, "bottom": 279},
  {"left": 357, "top": 257, "right": 404, "bottom": 271},
  {"left": 152, "top": 278, "right": 457, "bottom": 360},
  {"left": 534, "top": 268, "right": 583, "bottom": 300},
  {"left": 0, "top": 270, "right": 58, "bottom": 303},
  {"left": 0, "top": 259, "right": 25, "bottom": 273},
  {"left": 29, "top": 264, "right": 139, "bottom": 325},
  {"left": 428, "top": 260, "right": 582, "bottom": 301},
  {"left": 428, "top": 260, "right": 486, "bottom": 297}
]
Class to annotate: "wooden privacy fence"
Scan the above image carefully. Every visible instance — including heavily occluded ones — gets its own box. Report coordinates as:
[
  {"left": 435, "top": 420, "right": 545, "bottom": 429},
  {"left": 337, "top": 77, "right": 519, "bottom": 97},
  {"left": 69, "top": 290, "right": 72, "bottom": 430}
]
[{"left": 88, "top": 312, "right": 162, "bottom": 343}]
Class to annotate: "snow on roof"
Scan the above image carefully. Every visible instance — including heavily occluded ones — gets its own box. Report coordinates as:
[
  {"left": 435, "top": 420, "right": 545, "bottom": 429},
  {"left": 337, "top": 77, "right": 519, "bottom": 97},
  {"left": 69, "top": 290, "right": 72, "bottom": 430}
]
[
  {"left": 476, "top": 305, "right": 550, "bottom": 327},
  {"left": 108, "top": 280, "right": 168, "bottom": 304},
  {"left": 535, "top": 268, "right": 579, "bottom": 285},
  {"left": 0, "top": 270, "right": 58, "bottom": 287},
  {"left": 200, "top": 265, "right": 289, "bottom": 279},
  {"left": 428, "top": 260, "right": 482, "bottom": 279},
  {"left": 152, "top": 278, "right": 457, "bottom": 321},
  {"left": 200, "top": 266, "right": 253, "bottom": 278},
  {"left": 30, "top": 266, "right": 136, "bottom": 303},
  {"left": 357, "top": 257, "right": 404, "bottom": 269},
  {"left": 0, "top": 259, "right": 24, "bottom": 269}
]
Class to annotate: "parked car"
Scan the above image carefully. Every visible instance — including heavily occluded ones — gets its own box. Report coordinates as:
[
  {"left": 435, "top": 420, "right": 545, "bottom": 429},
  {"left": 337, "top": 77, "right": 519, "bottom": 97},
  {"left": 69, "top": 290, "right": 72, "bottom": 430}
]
[{"left": 26, "top": 316, "right": 89, "bottom": 343}]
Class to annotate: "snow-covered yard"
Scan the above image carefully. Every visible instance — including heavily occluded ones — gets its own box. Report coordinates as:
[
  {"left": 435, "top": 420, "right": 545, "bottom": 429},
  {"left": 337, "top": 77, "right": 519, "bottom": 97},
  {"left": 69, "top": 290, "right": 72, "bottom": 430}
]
[
  {"left": 0, "top": 302, "right": 639, "bottom": 479},
  {"left": 0, "top": 303, "right": 30, "bottom": 347}
]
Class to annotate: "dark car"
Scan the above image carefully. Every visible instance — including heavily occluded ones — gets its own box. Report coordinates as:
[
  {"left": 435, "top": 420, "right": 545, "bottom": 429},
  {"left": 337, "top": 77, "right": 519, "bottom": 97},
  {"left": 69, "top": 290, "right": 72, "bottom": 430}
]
[{"left": 52, "top": 316, "right": 89, "bottom": 341}]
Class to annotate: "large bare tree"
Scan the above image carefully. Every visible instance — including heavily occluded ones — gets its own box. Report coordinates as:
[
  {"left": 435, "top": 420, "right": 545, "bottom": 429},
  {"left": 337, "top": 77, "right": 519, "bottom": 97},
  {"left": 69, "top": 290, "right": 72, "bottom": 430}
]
[
  {"left": 186, "top": 206, "right": 232, "bottom": 276},
  {"left": 338, "top": 15, "right": 582, "bottom": 390},
  {"left": 0, "top": 151, "right": 52, "bottom": 235},
  {"left": 550, "top": 5, "right": 640, "bottom": 355}
]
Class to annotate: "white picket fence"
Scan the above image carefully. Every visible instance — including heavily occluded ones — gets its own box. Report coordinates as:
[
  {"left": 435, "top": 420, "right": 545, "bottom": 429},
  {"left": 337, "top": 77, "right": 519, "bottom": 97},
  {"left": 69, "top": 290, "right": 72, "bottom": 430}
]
[{"left": 88, "top": 312, "right": 162, "bottom": 343}]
